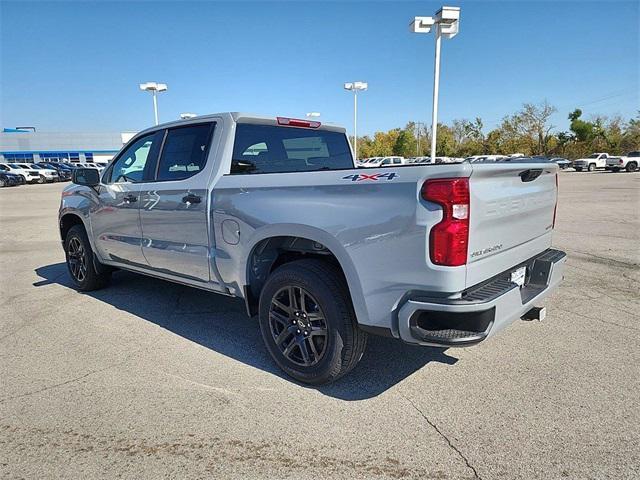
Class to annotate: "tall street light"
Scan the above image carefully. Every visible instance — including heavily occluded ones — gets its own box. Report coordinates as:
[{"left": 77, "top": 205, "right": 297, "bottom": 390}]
[
  {"left": 344, "top": 81, "right": 368, "bottom": 161},
  {"left": 414, "top": 121, "right": 426, "bottom": 156},
  {"left": 139, "top": 82, "right": 168, "bottom": 125},
  {"left": 410, "top": 6, "right": 460, "bottom": 162}
]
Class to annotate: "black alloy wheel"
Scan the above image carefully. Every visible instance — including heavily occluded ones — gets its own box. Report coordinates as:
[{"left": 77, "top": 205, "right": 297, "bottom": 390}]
[
  {"left": 64, "top": 225, "right": 111, "bottom": 291},
  {"left": 258, "top": 259, "right": 367, "bottom": 384},
  {"left": 268, "top": 285, "right": 329, "bottom": 367},
  {"left": 67, "top": 236, "right": 87, "bottom": 283}
]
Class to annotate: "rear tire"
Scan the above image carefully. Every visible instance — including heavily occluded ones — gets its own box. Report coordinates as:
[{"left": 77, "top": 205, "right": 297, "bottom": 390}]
[
  {"left": 64, "top": 225, "right": 111, "bottom": 291},
  {"left": 0, "top": 179, "right": 6, "bottom": 187},
  {"left": 575, "top": 168, "right": 582, "bottom": 172},
  {"left": 37, "top": 175, "right": 45, "bottom": 184},
  {"left": 588, "top": 163, "right": 596, "bottom": 172},
  {"left": 258, "top": 259, "right": 367, "bottom": 385},
  {"left": 612, "top": 167, "right": 620, "bottom": 172},
  {"left": 626, "top": 162, "right": 637, "bottom": 172}
]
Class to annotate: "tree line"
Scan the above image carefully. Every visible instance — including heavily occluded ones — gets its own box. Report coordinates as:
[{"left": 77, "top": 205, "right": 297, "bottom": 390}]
[{"left": 354, "top": 102, "right": 640, "bottom": 160}]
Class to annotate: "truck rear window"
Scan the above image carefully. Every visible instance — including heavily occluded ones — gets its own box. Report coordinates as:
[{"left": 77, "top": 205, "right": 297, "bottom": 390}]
[{"left": 231, "top": 124, "right": 353, "bottom": 174}]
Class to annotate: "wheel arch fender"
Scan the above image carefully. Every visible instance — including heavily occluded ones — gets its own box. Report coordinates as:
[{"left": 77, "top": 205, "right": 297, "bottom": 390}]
[
  {"left": 240, "top": 224, "right": 368, "bottom": 324},
  {"left": 59, "top": 204, "right": 99, "bottom": 256}
]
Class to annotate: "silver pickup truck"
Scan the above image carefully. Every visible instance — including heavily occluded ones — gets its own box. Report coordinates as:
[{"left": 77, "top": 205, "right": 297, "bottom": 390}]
[{"left": 59, "top": 113, "right": 566, "bottom": 384}]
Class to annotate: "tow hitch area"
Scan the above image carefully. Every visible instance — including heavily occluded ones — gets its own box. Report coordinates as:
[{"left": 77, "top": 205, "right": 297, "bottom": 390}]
[{"left": 521, "top": 306, "right": 546, "bottom": 321}]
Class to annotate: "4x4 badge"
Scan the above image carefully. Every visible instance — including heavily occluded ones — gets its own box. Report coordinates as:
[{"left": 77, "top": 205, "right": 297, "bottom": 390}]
[{"left": 342, "top": 172, "right": 398, "bottom": 182}]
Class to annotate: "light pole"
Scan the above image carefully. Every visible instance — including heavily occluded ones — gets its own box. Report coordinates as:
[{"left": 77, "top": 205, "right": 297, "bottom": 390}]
[
  {"left": 410, "top": 6, "right": 460, "bottom": 162},
  {"left": 414, "top": 121, "right": 426, "bottom": 156},
  {"left": 139, "top": 82, "right": 168, "bottom": 125},
  {"left": 344, "top": 81, "right": 368, "bottom": 161}
]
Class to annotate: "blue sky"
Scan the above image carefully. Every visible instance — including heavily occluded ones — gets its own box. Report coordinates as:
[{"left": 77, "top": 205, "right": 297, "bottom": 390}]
[{"left": 1, "top": 0, "right": 638, "bottom": 135}]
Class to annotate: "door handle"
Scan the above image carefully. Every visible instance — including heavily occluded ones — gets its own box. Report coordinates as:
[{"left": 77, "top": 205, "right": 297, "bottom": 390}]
[
  {"left": 182, "top": 193, "right": 201, "bottom": 204},
  {"left": 123, "top": 194, "right": 137, "bottom": 203}
]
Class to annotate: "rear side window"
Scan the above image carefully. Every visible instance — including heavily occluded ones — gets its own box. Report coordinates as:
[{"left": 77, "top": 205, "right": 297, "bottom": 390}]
[
  {"left": 231, "top": 124, "right": 353, "bottom": 174},
  {"left": 156, "top": 123, "right": 214, "bottom": 181}
]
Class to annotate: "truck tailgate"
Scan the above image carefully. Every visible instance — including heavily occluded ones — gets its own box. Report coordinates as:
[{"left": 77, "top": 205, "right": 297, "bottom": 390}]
[{"left": 466, "top": 163, "right": 558, "bottom": 287}]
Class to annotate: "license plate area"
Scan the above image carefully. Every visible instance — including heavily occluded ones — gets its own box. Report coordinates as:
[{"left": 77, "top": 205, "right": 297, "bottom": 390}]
[{"left": 511, "top": 266, "right": 527, "bottom": 288}]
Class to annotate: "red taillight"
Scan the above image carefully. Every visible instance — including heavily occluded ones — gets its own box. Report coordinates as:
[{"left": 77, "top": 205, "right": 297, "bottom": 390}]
[
  {"left": 619, "top": 159, "right": 624, "bottom": 165},
  {"left": 552, "top": 172, "right": 558, "bottom": 228},
  {"left": 276, "top": 117, "right": 321, "bottom": 129},
  {"left": 422, "top": 177, "right": 470, "bottom": 266}
]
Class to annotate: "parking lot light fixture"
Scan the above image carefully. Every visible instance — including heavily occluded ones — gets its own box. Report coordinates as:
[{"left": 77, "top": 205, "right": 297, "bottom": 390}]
[
  {"left": 139, "top": 82, "right": 168, "bottom": 125},
  {"left": 410, "top": 6, "right": 460, "bottom": 162},
  {"left": 306, "top": 112, "right": 321, "bottom": 118},
  {"left": 344, "top": 81, "right": 368, "bottom": 161},
  {"left": 180, "top": 113, "right": 198, "bottom": 119}
]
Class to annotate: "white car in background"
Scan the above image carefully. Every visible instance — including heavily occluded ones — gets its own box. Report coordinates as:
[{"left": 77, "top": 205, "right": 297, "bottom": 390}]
[
  {"left": 378, "top": 156, "right": 405, "bottom": 167},
  {"left": 18, "top": 163, "right": 59, "bottom": 183},
  {"left": 360, "top": 157, "right": 383, "bottom": 167},
  {"left": 407, "top": 156, "right": 434, "bottom": 164},
  {"left": 0, "top": 163, "right": 41, "bottom": 183},
  {"left": 573, "top": 152, "right": 610, "bottom": 172},
  {"left": 605, "top": 151, "right": 639, "bottom": 172},
  {"left": 79, "top": 162, "right": 105, "bottom": 171}
]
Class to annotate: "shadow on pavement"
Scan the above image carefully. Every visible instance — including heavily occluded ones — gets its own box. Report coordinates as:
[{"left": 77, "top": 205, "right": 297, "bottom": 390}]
[{"left": 35, "top": 263, "right": 458, "bottom": 400}]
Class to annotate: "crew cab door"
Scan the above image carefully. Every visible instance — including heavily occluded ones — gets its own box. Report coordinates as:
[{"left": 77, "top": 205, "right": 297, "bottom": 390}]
[
  {"left": 138, "top": 123, "right": 216, "bottom": 283},
  {"left": 92, "top": 131, "right": 163, "bottom": 266}
]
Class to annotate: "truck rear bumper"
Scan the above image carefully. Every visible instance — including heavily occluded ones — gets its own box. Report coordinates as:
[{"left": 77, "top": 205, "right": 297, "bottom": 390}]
[{"left": 397, "top": 248, "right": 566, "bottom": 347}]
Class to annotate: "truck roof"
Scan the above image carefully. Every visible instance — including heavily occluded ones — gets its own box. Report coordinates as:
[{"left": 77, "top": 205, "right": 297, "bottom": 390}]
[{"left": 138, "top": 112, "right": 346, "bottom": 137}]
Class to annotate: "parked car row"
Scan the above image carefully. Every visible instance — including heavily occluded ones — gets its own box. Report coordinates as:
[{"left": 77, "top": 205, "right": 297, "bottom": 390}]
[
  {"left": 0, "top": 161, "right": 107, "bottom": 187},
  {"left": 356, "top": 155, "right": 465, "bottom": 167},
  {"left": 466, "top": 153, "right": 640, "bottom": 173},
  {"left": 356, "top": 151, "right": 638, "bottom": 173}
]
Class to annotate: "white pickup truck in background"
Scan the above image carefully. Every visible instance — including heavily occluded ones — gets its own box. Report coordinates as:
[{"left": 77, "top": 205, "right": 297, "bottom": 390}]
[
  {"left": 605, "top": 151, "right": 639, "bottom": 172},
  {"left": 573, "top": 153, "right": 610, "bottom": 172}
]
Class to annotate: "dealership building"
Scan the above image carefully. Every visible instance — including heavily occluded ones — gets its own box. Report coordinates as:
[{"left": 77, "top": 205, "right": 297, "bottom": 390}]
[{"left": 0, "top": 128, "right": 135, "bottom": 164}]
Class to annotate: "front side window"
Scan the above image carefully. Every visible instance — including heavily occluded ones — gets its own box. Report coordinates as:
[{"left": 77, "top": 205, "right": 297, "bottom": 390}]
[
  {"left": 106, "top": 132, "right": 160, "bottom": 184},
  {"left": 231, "top": 124, "right": 353, "bottom": 174},
  {"left": 156, "top": 123, "right": 213, "bottom": 181}
]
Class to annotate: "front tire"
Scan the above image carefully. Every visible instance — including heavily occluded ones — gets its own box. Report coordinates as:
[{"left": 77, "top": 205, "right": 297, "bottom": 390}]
[
  {"left": 258, "top": 259, "right": 367, "bottom": 385},
  {"left": 588, "top": 163, "right": 596, "bottom": 172},
  {"left": 64, "top": 225, "right": 111, "bottom": 291},
  {"left": 575, "top": 167, "right": 582, "bottom": 172},
  {"left": 612, "top": 167, "right": 620, "bottom": 172},
  {"left": 627, "top": 162, "right": 637, "bottom": 172}
]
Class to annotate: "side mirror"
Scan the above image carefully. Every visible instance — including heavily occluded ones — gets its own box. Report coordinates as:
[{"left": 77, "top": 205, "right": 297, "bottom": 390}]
[{"left": 72, "top": 168, "right": 100, "bottom": 187}]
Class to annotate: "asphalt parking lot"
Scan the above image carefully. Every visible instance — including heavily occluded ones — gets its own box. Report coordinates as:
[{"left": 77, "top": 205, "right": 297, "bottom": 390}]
[{"left": 1, "top": 171, "right": 638, "bottom": 479}]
